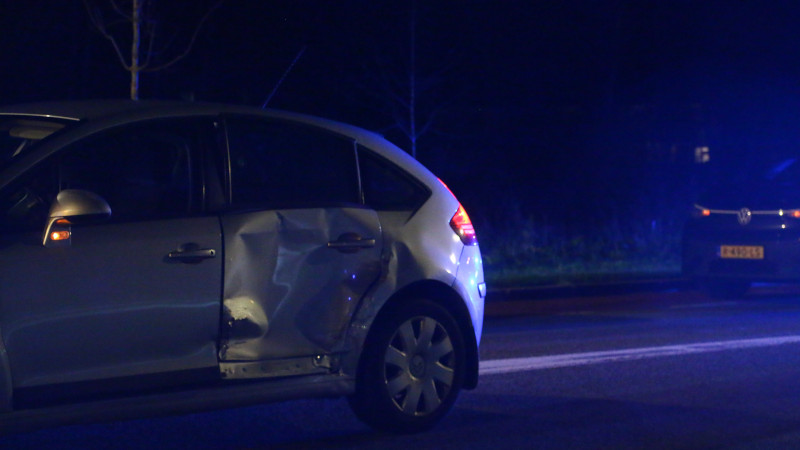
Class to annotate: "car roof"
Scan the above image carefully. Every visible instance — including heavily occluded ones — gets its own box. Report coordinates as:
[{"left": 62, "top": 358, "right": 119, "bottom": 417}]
[
  {"left": 0, "top": 100, "right": 355, "bottom": 132},
  {"left": 0, "top": 100, "right": 438, "bottom": 189},
  {"left": 0, "top": 99, "right": 390, "bottom": 149},
  {"left": 0, "top": 99, "right": 174, "bottom": 121}
]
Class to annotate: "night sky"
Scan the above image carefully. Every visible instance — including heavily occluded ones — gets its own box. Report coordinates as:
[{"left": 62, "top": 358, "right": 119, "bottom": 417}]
[{"left": 2, "top": 1, "right": 800, "bottom": 233}]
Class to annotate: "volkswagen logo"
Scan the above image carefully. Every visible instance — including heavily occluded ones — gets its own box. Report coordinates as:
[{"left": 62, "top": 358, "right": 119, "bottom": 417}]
[{"left": 737, "top": 207, "right": 752, "bottom": 225}]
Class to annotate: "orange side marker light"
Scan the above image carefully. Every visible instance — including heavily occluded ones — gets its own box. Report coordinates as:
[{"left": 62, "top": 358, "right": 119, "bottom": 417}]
[{"left": 50, "top": 230, "right": 71, "bottom": 241}]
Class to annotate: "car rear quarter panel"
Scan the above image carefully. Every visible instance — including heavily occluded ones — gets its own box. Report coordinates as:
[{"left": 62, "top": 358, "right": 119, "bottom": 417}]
[{"left": 343, "top": 187, "right": 484, "bottom": 373}]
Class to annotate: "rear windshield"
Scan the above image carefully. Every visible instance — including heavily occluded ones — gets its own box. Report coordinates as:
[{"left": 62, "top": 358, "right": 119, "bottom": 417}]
[{"left": 0, "top": 116, "right": 72, "bottom": 170}]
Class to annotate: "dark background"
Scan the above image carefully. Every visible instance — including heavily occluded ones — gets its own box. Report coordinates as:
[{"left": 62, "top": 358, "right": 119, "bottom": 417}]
[{"left": 2, "top": 1, "right": 799, "bottom": 276}]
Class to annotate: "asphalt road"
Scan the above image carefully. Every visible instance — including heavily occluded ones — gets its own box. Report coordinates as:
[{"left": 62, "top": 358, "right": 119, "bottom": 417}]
[{"left": 5, "top": 284, "right": 800, "bottom": 448}]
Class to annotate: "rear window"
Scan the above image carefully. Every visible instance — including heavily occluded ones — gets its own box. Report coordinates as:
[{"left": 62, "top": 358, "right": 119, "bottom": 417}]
[{"left": 358, "top": 146, "right": 430, "bottom": 210}]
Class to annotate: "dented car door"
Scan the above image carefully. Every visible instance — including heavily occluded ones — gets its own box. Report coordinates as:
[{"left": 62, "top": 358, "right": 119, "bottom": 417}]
[
  {"left": 218, "top": 208, "right": 382, "bottom": 374},
  {"left": 218, "top": 116, "right": 382, "bottom": 378}
]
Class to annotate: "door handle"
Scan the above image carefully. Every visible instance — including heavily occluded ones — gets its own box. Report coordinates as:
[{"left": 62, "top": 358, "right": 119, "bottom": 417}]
[
  {"left": 327, "top": 232, "right": 376, "bottom": 254},
  {"left": 167, "top": 243, "right": 216, "bottom": 263}
]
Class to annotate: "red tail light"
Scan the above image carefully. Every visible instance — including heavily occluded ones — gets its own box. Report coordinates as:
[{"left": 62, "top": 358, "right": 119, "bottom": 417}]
[
  {"left": 450, "top": 203, "right": 478, "bottom": 245},
  {"left": 438, "top": 178, "right": 478, "bottom": 246}
]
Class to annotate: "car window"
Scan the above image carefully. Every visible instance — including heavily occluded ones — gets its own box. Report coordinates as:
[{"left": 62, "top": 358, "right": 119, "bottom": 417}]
[
  {"left": 57, "top": 121, "right": 198, "bottom": 222},
  {"left": 358, "top": 146, "right": 429, "bottom": 210},
  {"left": 0, "top": 119, "right": 203, "bottom": 231},
  {"left": 225, "top": 117, "right": 360, "bottom": 210}
]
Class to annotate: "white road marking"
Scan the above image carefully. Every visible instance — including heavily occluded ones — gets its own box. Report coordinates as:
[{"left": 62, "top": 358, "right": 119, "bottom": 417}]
[
  {"left": 479, "top": 335, "right": 800, "bottom": 375},
  {"left": 669, "top": 301, "right": 740, "bottom": 309}
]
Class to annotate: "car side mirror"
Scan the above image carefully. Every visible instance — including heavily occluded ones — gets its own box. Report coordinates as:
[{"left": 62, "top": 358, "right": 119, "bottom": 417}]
[{"left": 43, "top": 189, "right": 112, "bottom": 247}]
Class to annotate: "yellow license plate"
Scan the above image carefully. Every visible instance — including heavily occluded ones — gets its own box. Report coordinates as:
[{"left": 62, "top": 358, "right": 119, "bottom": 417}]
[{"left": 720, "top": 245, "right": 764, "bottom": 259}]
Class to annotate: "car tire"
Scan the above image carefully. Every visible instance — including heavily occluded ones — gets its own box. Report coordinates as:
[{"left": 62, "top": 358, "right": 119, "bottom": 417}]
[
  {"left": 348, "top": 298, "right": 466, "bottom": 433},
  {"left": 702, "top": 278, "right": 750, "bottom": 299}
]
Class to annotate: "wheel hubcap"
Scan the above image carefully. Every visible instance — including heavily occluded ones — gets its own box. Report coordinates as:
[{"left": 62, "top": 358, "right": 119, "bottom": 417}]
[
  {"left": 383, "top": 315, "right": 455, "bottom": 416},
  {"left": 410, "top": 354, "right": 426, "bottom": 378}
]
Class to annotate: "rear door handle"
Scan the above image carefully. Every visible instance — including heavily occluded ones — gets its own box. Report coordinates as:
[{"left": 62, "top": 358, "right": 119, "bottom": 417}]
[
  {"left": 327, "top": 232, "right": 376, "bottom": 254},
  {"left": 168, "top": 243, "right": 217, "bottom": 263}
]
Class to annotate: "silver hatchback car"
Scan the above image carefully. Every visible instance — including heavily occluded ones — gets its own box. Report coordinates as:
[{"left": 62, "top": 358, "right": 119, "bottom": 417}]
[{"left": 0, "top": 101, "right": 485, "bottom": 433}]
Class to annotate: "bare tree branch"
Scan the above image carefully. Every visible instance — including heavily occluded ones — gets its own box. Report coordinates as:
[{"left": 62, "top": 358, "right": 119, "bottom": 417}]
[
  {"left": 262, "top": 46, "right": 307, "bottom": 108},
  {"left": 141, "top": 15, "right": 158, "bottom": 69},
  {"left": 83, "top": 0, "right": 132, "bottom": 70},
  {"left": 109, "top": 0, "right": 131, "bottom": 21},
  {"left": 84, "top": 0, "right": 224, "bottom": 98},
  {"left": 143, "top": 0, "right": 224, "bottom": 72}
]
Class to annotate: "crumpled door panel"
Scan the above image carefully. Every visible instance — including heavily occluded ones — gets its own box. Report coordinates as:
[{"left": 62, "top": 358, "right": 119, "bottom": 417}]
[{"left": 219, "top": 208, "right": 382, "bottom": 363}]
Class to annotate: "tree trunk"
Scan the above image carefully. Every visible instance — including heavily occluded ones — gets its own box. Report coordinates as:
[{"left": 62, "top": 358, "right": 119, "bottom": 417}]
[
  {"left": 409, "top": 0, "right": 417, "bottom": 159},
  {"left": 130, "top": 0, "right": 141, "bottom": 100}
]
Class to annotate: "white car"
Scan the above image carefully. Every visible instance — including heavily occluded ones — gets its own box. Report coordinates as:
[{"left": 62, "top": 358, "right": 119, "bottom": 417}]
[{"left": 0, "top": 101, "right": 485, "bottom": 433}]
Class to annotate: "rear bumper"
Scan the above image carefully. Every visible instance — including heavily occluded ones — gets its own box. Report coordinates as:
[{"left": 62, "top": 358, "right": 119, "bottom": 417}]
[
  {"left": 452, "top": 244, "right": 484, "bottom": 390},
  {"left": 454, "top": 244, "right": 485, "bottom": 344}
]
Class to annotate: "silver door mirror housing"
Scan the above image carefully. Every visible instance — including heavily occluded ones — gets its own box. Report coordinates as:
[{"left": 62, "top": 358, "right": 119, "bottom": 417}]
[
  {"left": 48, "top": 189, "right": 111, "bottom": 222},
  {"left": 43, "top": 189, "right": 111, "bottom": 247}
]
